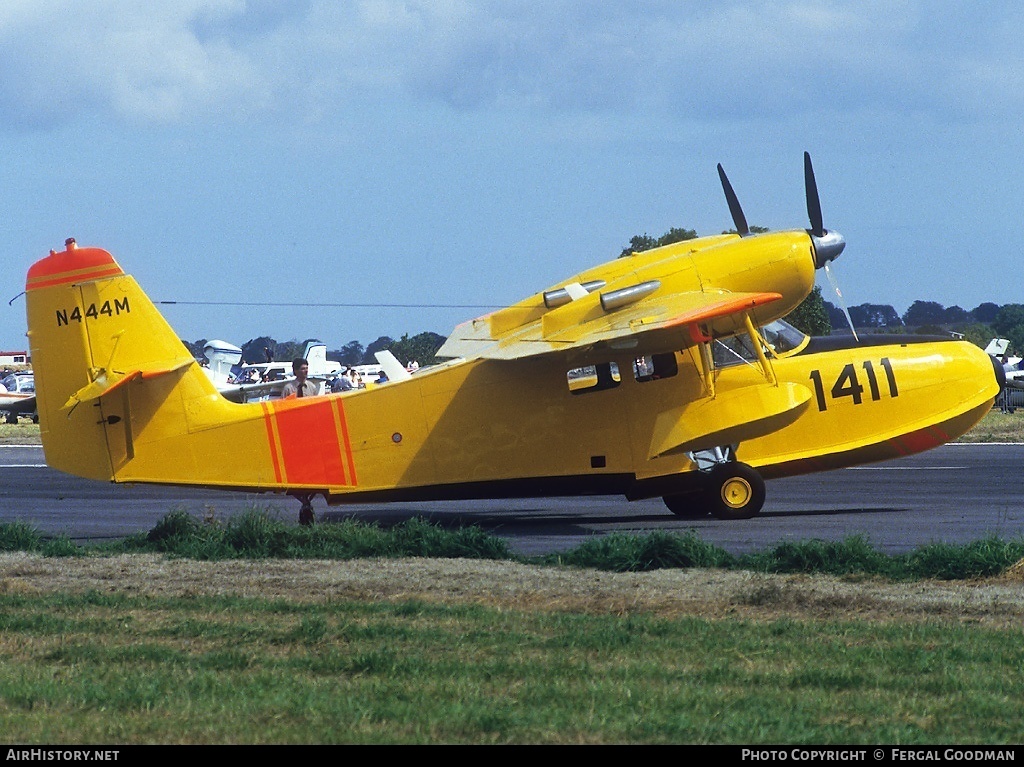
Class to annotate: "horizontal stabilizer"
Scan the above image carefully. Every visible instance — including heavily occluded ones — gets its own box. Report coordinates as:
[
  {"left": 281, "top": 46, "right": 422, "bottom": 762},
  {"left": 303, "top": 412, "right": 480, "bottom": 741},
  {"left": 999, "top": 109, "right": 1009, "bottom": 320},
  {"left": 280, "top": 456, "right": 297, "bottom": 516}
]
[
  {"left": 649, "top": 381, "right": 812, "bottom": 459},
  {"left": 63, "top": 357, "right": 194, "bottom": 410}
]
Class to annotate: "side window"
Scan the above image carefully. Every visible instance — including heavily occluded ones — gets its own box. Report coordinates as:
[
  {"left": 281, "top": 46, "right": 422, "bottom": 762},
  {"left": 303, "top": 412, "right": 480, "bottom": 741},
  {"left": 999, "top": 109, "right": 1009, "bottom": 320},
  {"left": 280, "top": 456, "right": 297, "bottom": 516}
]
[
  {"left": 633, "top": 353, "right": 678, "bottom": 383},
  {"left": 567, "top": 362, "right": 621, "bottom": 394}
]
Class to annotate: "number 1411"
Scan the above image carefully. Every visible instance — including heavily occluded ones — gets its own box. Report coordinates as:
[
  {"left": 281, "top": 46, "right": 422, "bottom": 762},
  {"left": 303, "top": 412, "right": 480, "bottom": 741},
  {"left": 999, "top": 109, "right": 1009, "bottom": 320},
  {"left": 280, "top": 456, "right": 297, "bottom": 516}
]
[{"left": 808, "top": 359, "right": 898, "bottom": 412}]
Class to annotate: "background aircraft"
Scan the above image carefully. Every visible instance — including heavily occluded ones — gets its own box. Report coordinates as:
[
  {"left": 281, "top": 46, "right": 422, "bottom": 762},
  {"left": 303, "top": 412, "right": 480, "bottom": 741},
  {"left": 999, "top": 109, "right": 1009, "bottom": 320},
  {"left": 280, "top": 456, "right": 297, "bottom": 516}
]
[
  {"left": 0, "top": 371, "right": 37, "bottom": 423},
  {"left": 985, "top": 338, "right": 1024, "bottom": 389},
  {"left": 201, "top": 339, "right": 341, "bottom": 402},
  {"left": 24, "top": 156, "right": 1002, "bottom": 524}
]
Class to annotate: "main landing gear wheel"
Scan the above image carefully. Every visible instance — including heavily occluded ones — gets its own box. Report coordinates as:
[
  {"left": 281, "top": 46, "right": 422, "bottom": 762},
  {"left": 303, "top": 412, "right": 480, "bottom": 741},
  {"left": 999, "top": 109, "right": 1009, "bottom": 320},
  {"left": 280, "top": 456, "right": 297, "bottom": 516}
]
[
  {"left": 662, "top": 462, "right": 766, "bottom": 520},
  {"left": 704, "top": 462, "right": 765, "bottom": 520}
]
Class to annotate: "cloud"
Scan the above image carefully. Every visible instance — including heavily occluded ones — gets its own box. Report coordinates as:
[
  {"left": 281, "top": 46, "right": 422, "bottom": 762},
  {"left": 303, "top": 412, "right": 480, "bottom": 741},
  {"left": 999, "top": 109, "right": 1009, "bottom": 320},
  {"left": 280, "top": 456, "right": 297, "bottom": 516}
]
[
  {"left": 1, "top": 1, "right": 1022, "bottom": 130},
  {"left": 0, "top": 0, "right": 263, "bottom": 126}
]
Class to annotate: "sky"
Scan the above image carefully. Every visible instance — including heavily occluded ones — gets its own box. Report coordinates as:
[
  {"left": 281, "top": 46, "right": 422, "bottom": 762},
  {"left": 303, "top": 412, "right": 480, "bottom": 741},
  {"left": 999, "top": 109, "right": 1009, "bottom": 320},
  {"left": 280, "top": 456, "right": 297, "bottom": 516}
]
[{"left": 1, "top": 0, "right": 1023, "bottom": 354}]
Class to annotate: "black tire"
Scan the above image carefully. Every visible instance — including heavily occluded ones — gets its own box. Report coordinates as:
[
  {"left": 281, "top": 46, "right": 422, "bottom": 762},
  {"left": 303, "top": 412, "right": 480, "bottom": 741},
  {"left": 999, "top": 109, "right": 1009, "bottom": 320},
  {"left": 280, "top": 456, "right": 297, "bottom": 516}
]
[
  {"left": 704, "top": 462, "right": 765, "bottom": 520},
  {"left": 663, "top": 492, "right": 710, "bottom": 518}
]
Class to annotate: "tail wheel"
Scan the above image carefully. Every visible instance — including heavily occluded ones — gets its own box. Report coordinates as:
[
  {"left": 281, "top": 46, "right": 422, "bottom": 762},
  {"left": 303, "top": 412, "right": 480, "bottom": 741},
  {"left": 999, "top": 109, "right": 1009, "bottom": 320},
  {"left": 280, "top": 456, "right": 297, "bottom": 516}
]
[
  {"left": 297, "top": 494, "right": 316, "bottom": 526},
  {"left": 705, "top": 462, "right": 765, "bottom": 520}
]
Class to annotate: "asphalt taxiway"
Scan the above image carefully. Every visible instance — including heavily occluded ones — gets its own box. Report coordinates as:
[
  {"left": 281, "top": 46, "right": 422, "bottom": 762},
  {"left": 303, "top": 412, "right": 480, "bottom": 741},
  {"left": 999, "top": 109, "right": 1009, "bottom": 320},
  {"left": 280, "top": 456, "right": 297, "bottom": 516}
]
[{"left": 0, "top": 443, "right": 1020, "bottom": 556}]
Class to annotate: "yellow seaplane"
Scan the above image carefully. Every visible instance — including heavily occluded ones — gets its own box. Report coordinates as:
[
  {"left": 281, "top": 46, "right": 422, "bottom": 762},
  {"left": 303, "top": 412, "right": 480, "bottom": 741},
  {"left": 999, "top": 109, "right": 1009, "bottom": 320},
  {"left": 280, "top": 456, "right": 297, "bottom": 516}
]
[{"left": 24, "top": 154, "right": 1002, "bottom": 524}]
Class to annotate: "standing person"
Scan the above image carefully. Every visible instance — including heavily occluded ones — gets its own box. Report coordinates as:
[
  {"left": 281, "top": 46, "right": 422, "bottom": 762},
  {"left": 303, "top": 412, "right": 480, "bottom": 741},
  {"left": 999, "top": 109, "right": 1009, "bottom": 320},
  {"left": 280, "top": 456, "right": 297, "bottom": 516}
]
[
  {"left": 280, "top": 358, "right": 318, "bottom": 398},
  {"left": 331, "top": 371, "right": 353, "bottom": 392}
]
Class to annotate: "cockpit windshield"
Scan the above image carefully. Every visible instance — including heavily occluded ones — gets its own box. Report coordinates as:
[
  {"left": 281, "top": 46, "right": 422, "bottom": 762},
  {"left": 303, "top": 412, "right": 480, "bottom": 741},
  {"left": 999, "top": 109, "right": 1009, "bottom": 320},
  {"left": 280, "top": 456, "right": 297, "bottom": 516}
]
[
  {"left": 760, "top": 320, "right": 807, "bottom": 354},
  {"left": 712, "top": 319, "right": 808, "bottom": 368}
]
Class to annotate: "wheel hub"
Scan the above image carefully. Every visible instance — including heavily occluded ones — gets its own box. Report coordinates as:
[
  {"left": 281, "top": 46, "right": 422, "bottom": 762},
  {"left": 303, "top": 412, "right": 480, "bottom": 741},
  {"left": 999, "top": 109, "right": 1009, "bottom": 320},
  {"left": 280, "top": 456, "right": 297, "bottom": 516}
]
[{"left": 721, "top": 476, "right": 753, "bottom": 509}]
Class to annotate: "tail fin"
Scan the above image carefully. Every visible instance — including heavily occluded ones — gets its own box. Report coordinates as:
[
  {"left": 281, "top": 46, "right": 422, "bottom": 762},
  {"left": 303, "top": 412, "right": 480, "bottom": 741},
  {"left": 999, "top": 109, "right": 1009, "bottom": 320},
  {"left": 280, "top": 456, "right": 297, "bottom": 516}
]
[
  {"left": 374, "top": 350, "right": 412, "bottom": 382},
  {"left": 27, "top": 241, "right": 361, "bottom": 496},
  {"left": 302, "top": 341, "right": 340, "bottom": 377},
  {"left": 203, "top": 339, "right": 243, "bottom": 382},
  {"left": 26, "top": 241, "right": 216, "bottom": 481}
]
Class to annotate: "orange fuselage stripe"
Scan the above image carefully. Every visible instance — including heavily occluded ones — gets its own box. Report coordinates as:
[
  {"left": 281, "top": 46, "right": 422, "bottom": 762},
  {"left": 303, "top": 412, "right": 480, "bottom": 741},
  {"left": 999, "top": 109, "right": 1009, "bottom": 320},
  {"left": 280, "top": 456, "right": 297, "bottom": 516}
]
[
  {"left": 264, "top": 398, "right": 356, "bottom": 487},
  {"left": 333, "top": 398, "right": 358, "bottom": 485},
  {"left": 261, "top": 402, "right": 284, "bottom": 483}
]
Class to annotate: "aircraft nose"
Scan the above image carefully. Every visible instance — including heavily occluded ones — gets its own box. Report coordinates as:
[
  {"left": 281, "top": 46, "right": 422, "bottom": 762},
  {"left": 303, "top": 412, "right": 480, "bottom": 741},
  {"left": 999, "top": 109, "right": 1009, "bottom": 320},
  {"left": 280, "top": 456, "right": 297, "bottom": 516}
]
[{"left": 811, "top": 230, "right": 845, "bottom": 268}]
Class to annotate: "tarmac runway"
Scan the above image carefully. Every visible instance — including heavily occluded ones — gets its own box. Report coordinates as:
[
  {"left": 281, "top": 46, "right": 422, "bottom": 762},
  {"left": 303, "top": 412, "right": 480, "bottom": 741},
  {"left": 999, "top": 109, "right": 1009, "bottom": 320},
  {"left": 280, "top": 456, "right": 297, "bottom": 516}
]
[{"left": 0, "top": 443, "right": 1021, "bottom": 556}]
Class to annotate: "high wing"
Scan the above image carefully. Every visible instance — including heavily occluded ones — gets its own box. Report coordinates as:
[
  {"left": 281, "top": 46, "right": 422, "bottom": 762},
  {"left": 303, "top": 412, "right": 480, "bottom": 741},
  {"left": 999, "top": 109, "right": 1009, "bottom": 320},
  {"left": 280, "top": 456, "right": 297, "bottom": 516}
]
[
  {"left": 438, "top": 284, "right": 784, "bottom": 361},
  {"left": 437, "top": 274, "right": 811, "bottom": 460}
]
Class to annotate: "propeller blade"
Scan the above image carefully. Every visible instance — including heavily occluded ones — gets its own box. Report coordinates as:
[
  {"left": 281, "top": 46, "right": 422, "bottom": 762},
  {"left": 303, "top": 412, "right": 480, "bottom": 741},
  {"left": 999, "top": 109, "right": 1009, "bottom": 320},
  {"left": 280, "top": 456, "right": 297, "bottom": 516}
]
[
  {"left": 717, "top": 163, "right": 749, "bottom": 236},
  {"left": 804, "top": 151, "right": 824, "bottom": 237},
  {"left": 824, "top": 261, "right": 859, "bottom": 342}
]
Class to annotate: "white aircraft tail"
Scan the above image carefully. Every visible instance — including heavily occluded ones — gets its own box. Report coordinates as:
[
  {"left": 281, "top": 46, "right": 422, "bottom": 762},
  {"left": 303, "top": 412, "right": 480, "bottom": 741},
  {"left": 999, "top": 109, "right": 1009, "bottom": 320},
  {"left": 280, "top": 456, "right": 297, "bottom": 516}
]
[
  {"left": 303, "top": 341, "right": 341, "bottom": 377},
  {"left": 203, "top": 339, "right": 243, "bottom": 384},
  {"left": 985, "top": 338, "right": 1010, "bottom": 357},
  {"left": 374, "top": 350, "right": 412, "bottom": 382}
]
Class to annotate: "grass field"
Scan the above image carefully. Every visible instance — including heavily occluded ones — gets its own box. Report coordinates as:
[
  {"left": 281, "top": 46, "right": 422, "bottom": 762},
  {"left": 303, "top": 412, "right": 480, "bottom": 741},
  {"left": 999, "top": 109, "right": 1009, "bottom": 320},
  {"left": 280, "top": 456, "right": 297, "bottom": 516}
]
[
  {"left": 1, "top": 583, "right": 1022, "bottom": 744},
  {"left": 1, "top": 515, "right": 1024, "bottom": 743},
  {"left": 955, "top": 409, "right": 1024, "bottom": 442}
]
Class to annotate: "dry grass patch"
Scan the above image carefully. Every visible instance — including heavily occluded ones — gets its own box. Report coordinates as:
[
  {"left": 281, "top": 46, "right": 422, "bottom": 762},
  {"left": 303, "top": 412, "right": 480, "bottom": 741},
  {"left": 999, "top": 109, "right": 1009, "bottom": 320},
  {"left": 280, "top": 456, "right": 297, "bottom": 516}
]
[{"left": 4, "top": 553, "right": 1024, "bottom": 627}]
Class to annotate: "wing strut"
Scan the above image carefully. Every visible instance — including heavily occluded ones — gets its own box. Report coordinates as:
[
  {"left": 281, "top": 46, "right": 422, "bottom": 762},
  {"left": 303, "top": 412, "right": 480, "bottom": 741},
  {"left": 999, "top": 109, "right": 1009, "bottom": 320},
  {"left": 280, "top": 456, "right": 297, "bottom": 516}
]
[
  {"left": 697, "top": 340, "right": 716, "bottom": 398},
  {"left": 692, "top": 312, "right": 778, "bottom": 401},
  {"left": 744, "top": 314, "right": 776, "bottom": 386}
]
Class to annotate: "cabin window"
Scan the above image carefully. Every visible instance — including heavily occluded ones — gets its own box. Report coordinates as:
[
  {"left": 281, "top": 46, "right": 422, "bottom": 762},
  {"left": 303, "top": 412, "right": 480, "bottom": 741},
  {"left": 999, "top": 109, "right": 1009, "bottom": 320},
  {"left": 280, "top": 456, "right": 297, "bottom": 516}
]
[
  {"left": 567, "top": 362, "right": 620, "bottom": 394},
  {"left": 712, "top": 320, "right": 809, "bottom": 368},
  {"left": 633, "top": 353, "right": 678, "bottom": 383}
]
